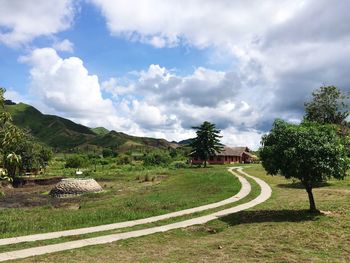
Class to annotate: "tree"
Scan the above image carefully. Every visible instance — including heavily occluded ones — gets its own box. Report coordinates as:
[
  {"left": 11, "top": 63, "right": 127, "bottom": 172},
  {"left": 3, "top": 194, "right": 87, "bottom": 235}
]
[
  {"left": 260, "top": 120, "right": 350, "bottom": 212},
  {"left": 190, "top": 121, "right": 223, "bottom": 167},
  {"left": 0, "top": 88, "right": 25, "bottom": 180},
  {"left": 304, "top": 86, "right": 349, "bottom": 125}
]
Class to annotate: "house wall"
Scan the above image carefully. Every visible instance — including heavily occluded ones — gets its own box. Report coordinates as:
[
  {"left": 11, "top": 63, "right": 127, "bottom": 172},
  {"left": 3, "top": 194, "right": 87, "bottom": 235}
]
[{"left": 191, "top": 155, "right": 242, "bottom": 165}]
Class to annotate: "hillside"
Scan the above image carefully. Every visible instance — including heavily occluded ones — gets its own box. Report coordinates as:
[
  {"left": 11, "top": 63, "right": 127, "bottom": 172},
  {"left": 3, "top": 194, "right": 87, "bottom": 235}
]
[
  {"left": 91, "top": 127, "right": 109, "bottom": 135},
  {"left": 4, "top": 102, "right": 177, "bottom": 152}
]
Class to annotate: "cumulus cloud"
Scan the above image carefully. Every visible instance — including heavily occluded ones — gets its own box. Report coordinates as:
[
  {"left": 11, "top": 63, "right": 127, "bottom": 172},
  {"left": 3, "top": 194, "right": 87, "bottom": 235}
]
[
  {"left": 19, "top": 47, "right": 128, "bottom": 129},
  {"left": 52, "top": 39, "right": 74, "bottom": 52},
  {"left": 0, "top": 0, "right": 75, "bottom": 47}
]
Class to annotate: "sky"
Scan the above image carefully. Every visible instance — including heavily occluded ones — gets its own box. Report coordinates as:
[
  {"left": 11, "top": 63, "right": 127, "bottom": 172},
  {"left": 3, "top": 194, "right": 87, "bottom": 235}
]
[{"left": 1, "top": 0, "right": 350, "bottom": 149}]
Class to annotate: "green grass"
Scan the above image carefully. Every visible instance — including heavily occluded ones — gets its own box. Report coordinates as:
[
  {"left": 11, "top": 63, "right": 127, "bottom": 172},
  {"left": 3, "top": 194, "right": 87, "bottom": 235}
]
[
  {"left": 0, "top": 165, "right": 240, "bottom": 238},
  {"left": 0, "top": 175, "right": 261, "bottom": 254},
  {"left": 10, "top": 164, "right": 349, "bottom": 263}
]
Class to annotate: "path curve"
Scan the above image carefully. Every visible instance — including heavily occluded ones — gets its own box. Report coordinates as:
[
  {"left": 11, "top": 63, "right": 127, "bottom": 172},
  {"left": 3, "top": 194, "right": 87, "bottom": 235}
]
[
  {"left": 0, "top": 167, "right": 272, "bottom": 262},
  {"left": 0, "top": 168, "right": 250, "bottom": 246}
]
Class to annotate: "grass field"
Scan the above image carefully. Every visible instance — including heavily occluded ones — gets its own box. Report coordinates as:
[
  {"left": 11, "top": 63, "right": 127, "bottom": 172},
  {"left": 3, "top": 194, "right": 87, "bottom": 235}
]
[
  {"left": 8, "top": 164, "right": 349, "bottom": 263},
  {"left": 0, "top": 165, "right": 240, "bottom": 238}
]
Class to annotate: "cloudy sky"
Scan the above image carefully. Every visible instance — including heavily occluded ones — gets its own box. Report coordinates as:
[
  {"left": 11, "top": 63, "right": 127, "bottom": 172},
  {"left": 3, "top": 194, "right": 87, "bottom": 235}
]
[{"left": 1, "top": 0, "right": 349, "bottom": 149}]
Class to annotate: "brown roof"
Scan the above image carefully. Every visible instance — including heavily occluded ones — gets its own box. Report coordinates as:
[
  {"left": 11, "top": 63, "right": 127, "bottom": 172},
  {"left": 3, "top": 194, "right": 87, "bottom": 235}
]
[{"left": 216, "top": 146, "right": 249, "bottom": 156}]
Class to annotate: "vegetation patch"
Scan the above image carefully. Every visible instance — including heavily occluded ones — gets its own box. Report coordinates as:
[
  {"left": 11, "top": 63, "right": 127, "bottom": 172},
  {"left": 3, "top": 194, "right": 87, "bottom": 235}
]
[{"left": 0, "top": 165, "right": 240, "bottom": 238}]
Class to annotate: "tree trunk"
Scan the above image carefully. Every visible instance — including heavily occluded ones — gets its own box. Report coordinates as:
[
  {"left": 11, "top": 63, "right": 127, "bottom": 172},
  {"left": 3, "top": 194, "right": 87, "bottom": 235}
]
[
  {"left": 305, "top": 185, "right": 318, "bottom": 213},
  {"left": 204, "top": 160, "right": 207, "bottom": 168}
]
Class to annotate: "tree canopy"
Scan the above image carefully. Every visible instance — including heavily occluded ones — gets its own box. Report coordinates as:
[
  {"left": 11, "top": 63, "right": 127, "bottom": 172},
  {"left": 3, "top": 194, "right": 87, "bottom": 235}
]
[
  {"left": 304, "top": 85, "right": 349, "bottom": 125},
  {"left": 260, "top": 119, "right": 350, "bottom": 212},
  {"left": 190, "top": 121, "right": 223, "bottom": 167}
]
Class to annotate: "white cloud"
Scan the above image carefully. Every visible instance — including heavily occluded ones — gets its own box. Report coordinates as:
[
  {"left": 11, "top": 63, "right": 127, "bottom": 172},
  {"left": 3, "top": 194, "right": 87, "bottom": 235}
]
[
  {"left": 91, "top": 0, "right": 304, "bottom": 49},
  {"left": 0, "top": 0, "right": 75, "bottom": 47},
  {"left": 52, "top": 39, "right": 74, "bottom": 52},
  {"left": 19, "top": 47, "right": 128, "bottom": 129}
]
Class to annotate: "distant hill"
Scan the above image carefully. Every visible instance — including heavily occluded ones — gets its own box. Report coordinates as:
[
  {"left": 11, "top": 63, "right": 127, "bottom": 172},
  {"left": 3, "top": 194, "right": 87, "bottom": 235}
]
[
  {"left": 4, "top": 102, "right": 178, "bottom": 152},
  {"left": 178, "top": 138, "right": 194, "bottom": 145}
]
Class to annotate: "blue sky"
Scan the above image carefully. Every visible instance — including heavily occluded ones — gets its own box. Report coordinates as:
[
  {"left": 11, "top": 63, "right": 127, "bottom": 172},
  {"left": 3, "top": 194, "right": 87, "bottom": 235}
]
[{"left": 1, "top": 0, "right": 350, "bottom": 149}]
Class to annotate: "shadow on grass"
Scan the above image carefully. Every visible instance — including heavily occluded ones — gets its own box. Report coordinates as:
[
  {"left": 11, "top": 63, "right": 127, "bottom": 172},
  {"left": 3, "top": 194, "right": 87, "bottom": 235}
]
[
  {"left": 277, "top": 181, "right": 331, "bottom": 189},
  {"left": 219, "top": 209, "right": 323, "bottom": 226}
]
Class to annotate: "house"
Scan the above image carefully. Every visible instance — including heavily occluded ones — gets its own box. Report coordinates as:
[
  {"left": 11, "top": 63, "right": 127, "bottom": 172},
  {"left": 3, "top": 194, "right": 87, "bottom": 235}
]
[{"left": 191, "top": 146, "right": 254, "bottom": 165}]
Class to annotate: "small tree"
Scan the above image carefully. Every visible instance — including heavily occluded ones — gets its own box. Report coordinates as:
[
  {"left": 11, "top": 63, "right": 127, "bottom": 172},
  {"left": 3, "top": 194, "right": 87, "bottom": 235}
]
[
  {"left": 190, "top": 121, "right": 223, "bottom": 167},
  {"left": 260, "top": 120, "right": 350, "bottom": 212},
  {"left": 65, "top": 155, "right": 86, "bottom": 168},
  {"left": 304, "top": 86, "right": 349, "bottom": 125}
]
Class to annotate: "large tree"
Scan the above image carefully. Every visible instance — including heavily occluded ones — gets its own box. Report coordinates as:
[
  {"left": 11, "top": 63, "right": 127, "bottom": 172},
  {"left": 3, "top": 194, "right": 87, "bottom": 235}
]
[
  {"left": 260, "top": 120, "right": 350, "bottom": 212},
  {"left": 304, "top": 86, "right": 349, "bottom": 125},
  {"left": 190, "top": 121, "right": 223, "bottom": 167}
]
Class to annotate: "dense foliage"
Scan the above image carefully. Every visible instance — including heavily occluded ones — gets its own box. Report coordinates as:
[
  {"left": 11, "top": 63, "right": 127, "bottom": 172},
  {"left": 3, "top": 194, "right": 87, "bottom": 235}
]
[
  {"left": 260, "top": 120, "right": 350, "bottom": 212},
  {"left": 190, "top": 121, "right": 223, "bottom": 167}
]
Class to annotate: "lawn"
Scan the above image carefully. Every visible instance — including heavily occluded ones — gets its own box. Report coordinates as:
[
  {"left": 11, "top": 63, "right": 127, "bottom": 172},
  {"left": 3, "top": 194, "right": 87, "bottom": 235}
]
[
  {"left": 0, "top": 165, "right": 240, "bottom": 238},
  {"left": 10, "top": 164, "right": 349, "bottom": 263}
]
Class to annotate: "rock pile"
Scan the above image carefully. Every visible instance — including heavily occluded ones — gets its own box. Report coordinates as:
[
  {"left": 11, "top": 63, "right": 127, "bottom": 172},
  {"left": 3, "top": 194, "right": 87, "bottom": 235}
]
[{"left": 49, "top": 178, "right": 103, "bottom": 197}]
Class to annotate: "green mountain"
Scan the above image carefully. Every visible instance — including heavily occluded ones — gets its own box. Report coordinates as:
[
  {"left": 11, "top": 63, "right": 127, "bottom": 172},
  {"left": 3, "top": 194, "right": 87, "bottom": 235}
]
[{"left": 4, "top": 102, "right": 177, "bottom": 152}]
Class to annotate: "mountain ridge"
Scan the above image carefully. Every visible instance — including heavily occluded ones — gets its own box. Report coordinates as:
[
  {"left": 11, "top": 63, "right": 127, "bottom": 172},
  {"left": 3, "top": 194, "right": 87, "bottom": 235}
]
[{"left": 4, "top": 102, "right": 178, "bottom": 152}]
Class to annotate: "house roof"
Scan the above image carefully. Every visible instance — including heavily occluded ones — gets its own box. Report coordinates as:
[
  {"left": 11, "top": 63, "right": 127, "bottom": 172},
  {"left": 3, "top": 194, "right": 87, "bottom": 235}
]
[{"left": 216, "top": 146, "right": 249, "bottom": 156}]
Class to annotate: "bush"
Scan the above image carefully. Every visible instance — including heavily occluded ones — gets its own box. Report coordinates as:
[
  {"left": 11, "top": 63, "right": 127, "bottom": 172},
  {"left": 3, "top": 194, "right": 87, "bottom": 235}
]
[
  {"left": 102, "top": 148, "right": 114, "bottom": 158},
  {"left": 116, "top": 155, "right": 132, "bottom": 165},
  {"left": 99, "top": 159, "right": 109, "bottom": 165},
  {"left": 143, "top": 152, "right": 171, "bottom": 166},
  {"left": 65, "top": 155, "right": 86, "bottom": 168},
  {"left": 171, "top": 161, "right": 188, "bottom": 169},
  {"left": 81, "top": 169, "right": 95, "bottom": 178}
]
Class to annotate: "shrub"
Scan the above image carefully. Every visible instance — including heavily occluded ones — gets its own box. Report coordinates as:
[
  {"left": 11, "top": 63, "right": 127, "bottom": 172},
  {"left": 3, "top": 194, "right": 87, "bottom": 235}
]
[
  {"left": 99, "top": 159, "right": 109, "bottom": 165},
  {"left": 81, "top": 169, "right": 95, "bottom": 178},
  {"left": 116, "top": 155, "right": 132, "bottom": 165},
  {"left": 143, "top": 152, "right": 171, "bottom": 166},
  {"left": 171, "top": 161, "right": 188, "bottom": 169},
  {"left": 102, "top": 148, "right": 114, "bottom": 158},
  {"left": 65, "top": 155, "right": 86, "bottom": 168}
]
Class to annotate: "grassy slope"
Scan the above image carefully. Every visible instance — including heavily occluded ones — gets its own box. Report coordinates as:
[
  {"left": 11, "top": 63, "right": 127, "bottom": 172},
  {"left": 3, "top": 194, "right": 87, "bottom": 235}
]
[
  {"left": 0, "top": 166, "right": 240, "bottom": 238},
  {"left": 91, "top": 127, "right": 109, "bottom": 136},
  {"left": 16, "top": 164, "right": 350, "bottom": 263},
  {"left": 5, "top": 103, "right": 175, "bottom": 151}
]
